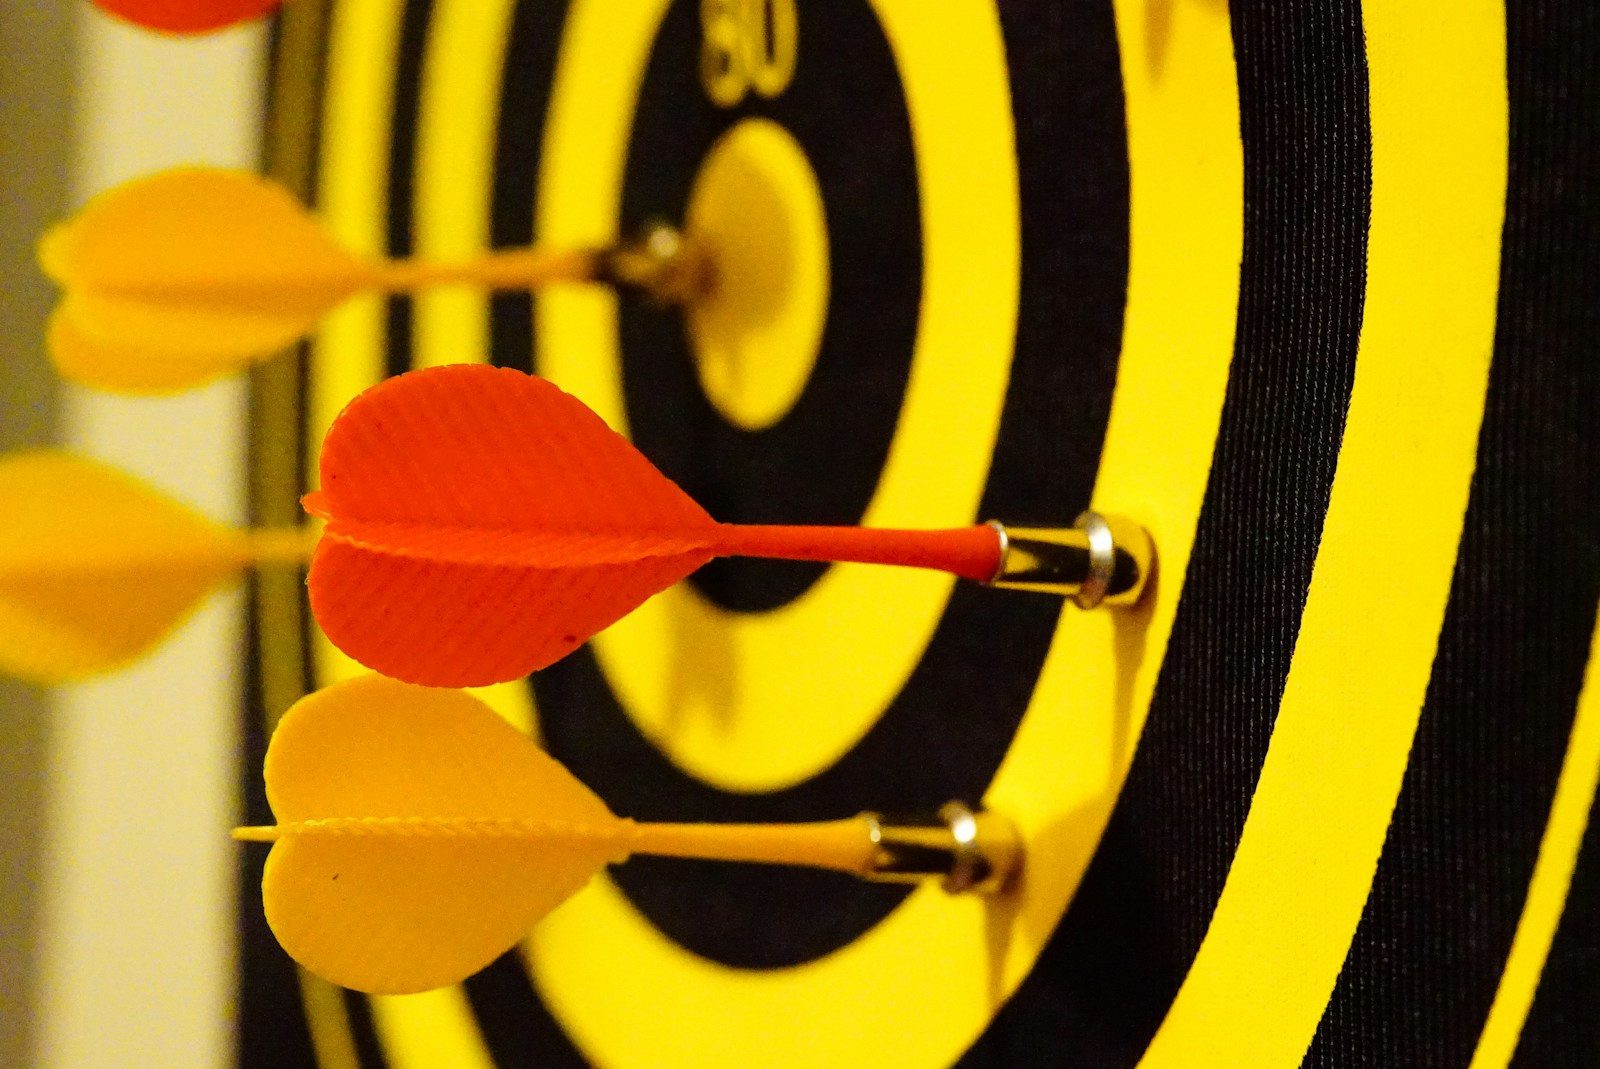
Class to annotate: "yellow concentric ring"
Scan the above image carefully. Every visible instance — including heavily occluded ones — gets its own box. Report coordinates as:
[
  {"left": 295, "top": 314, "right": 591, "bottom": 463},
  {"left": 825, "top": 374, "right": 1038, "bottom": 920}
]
[
  {"left": 685, "top": 117, "right": 831, "bottom": 432},
  {"left": 307, "top": 3, "right": 532, "bottom": 1064},
  {"left": 525, "top": 2, "right": 1243, "bottom": 1066}
]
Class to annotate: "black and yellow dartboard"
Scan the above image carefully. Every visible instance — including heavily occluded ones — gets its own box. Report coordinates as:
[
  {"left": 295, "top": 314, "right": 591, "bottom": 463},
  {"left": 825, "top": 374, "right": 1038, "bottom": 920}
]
[{"left": 236, "top": 1, "right": 1600, "bottom": 1066}]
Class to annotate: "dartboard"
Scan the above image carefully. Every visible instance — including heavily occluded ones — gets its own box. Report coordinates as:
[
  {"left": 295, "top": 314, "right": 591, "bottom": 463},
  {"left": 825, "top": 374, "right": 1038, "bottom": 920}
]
[{"left": 236, "top": 1, "right": 1600, "bottom": 1066}]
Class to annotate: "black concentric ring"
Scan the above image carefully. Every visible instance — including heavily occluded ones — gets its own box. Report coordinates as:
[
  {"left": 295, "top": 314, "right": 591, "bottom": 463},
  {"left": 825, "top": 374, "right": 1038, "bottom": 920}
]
[{"left": 528, "top": 0, "right": 1131, "bottom": 969}]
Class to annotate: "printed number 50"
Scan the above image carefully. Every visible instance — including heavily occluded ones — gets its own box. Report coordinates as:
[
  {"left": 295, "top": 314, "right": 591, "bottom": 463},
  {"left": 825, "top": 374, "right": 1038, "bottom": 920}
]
[{"left": 701, "top": 0, "right": 798, "bottom": 107}]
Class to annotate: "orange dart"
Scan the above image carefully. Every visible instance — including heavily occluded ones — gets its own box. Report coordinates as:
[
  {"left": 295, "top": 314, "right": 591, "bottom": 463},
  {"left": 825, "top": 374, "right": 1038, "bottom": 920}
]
[
  {"left": 234, "top": 675, "right": 1021, "bottom": 994},
  {"left": 38, "top": 169, "right": 690, "bottom": 394},
  {"left": 0, "top": 449, "right": 316, "bottom": 682},
  {"left": 307, "top": 363, "right": 1155, "bottom": 688},
  {"left": 91, "top": 0, "right": 282, "bottom": 34}
]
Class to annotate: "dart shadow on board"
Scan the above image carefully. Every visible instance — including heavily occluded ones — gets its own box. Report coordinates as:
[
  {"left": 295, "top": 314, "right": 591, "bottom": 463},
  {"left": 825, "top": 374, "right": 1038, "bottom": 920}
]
[
  {"left": 660, "top": 586, "right": 740, "bottom": 736},
  {"left": 971, "top": 560, "right": 1158, "bottom": 1012},
  {"left": 1113, "top": 558, "right": 1159, "bottom": 772},
  {"left": 1140, "top": 0, "right": 1231, "bottom": 79},
  {"left": 981, "top": 795, "right": 1114, "bottom": 1011}
]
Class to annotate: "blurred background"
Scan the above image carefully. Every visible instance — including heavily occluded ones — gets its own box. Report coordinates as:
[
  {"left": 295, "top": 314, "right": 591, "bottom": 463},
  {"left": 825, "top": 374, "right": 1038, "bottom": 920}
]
[{"left": 2, "top": 5, "right": 265, "bottom": 1065}]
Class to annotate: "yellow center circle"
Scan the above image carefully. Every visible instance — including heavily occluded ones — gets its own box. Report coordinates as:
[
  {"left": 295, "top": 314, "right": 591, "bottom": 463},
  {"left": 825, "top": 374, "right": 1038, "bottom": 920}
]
[{"left": 684, "top": 117, "right": 830, "bottom": 431}]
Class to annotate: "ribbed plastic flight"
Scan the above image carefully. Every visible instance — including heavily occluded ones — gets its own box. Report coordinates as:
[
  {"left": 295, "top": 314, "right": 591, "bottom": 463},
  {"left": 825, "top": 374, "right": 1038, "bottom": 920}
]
[{"left": 236, "top": 676, "right": 925, "bottom": 995}]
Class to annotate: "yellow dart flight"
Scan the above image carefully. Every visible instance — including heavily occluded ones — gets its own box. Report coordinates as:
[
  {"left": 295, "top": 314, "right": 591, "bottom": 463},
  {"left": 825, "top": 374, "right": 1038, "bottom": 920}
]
[
  {"left": 38, "top": 168, "right": 666, "bottom": 394},
  {"left": 238, "top": 675, "right": 1021, "bottom": 995}
]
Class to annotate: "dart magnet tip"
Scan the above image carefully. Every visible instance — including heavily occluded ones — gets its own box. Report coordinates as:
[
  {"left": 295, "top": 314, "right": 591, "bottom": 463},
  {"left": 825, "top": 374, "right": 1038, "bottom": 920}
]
[
  {"left": 987, "top": 511, "right": 1154, "bottom": 609},
  {"left": 600, "top": 223, "right": 711, "bottom": 305},
  {"left": 861, "top": 802, "right": 1022, "bottom": 895}
]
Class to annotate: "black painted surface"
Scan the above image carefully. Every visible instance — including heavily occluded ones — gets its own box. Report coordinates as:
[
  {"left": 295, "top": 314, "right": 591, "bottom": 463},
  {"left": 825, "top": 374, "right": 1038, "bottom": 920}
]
[
  {"left": 962, "top": 4, "right": 1371, "bottom": 1065},
  {"left": 238, "top": 584, "right": 323, "bottom": 1069}
]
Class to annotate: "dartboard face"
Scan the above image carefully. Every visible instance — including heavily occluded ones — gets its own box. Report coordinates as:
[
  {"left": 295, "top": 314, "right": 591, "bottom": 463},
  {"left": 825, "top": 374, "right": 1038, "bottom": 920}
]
[{"left": 238, "top": 1, "right": 1600, "bottom": 1067}]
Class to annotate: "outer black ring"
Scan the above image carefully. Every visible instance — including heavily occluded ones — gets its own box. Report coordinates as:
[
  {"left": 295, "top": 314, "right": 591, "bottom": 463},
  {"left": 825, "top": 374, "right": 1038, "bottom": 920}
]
[{"left": 1307, "top": 1, "right": 1600, "bottom": 1063}]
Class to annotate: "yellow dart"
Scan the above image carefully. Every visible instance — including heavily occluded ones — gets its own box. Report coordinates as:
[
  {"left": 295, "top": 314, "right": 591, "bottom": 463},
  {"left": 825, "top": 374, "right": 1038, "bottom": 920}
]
[
  {"left": 0, "top": 449, "right": 316, "bottom": 682},
  {"left": 235, "top": 674, "right": 1021, "bottom": 995},
  {"left": 38, "top": 168, "right": 701, "bottom": 394}
]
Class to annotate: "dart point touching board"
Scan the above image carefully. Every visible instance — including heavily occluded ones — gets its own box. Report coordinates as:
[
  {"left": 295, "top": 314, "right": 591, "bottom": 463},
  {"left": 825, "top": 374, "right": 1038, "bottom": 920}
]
[{"left": 305, "top": 363, "right": 1154, "bottom": 687}]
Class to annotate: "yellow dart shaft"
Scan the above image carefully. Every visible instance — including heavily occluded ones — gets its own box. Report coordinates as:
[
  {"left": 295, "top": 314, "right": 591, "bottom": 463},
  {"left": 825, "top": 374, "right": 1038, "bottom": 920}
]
[
  {"left": 233, "top": 809, "right": 1020, "bottom": 891},
  {"left": 627, "top": 817, "right": 881, "bottom": 876},
  {"left": 232, "top": 826, "right": 279, "bottom": 842},
  {"left": 370, "top": 247, "right": 599, "bottom": 292},
  {"left": 229, "top": 816, "right": 875, "bottom": 874},
  {"left": 245, "top": 525, "right": 320, "bottom": 567}
]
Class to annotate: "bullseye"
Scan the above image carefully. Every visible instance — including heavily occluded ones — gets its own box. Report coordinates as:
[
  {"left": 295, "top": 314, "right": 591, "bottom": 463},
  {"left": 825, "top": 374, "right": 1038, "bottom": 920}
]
[{"left": 684, "top": 117, "right": 829, "bottom": 431}]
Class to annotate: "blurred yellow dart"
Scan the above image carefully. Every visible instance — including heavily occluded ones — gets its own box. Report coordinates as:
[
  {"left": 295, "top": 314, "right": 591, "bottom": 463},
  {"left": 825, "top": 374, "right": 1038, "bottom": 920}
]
[
  {"left": 0, "top": 450, "right": 315, "bottom": 683},
  {"left": 46, "top": 309, "right": 249, "bottom": 396},
  {"left": 235, "top": 675, "right": 1021, "bottom": 995},
  {"left": 38, "top": 168, "right": 696, "bottom": 394}
]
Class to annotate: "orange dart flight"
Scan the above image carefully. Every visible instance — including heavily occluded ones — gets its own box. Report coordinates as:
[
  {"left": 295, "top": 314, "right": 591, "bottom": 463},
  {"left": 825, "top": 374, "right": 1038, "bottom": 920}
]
[
  {"left": 0, "top": 449, "right": 314, "bottom": 682},
  {"left": 38, "top": 169, "right": 597, "bottom": 394},
  {"left": 92, "top": 0, "right": 283, "bottom": 34},
  {"left": 306, "top": 363, "right": 1011, "bottom": 688},
  {"left": 236, "top": 675, "right": 1016, "bottom": 994}
]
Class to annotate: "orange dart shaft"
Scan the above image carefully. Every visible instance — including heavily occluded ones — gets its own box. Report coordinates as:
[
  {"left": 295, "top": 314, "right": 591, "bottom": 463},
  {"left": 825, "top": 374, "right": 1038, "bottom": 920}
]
[
  {"left": 627, "top": 817, "right": 880, "bottom": 876},
  {"left": 710, "top": 522, "right": 1002, "bottom": 583},
  {"left": 371, "top": 248, "right": 599, "bottom": 292}
]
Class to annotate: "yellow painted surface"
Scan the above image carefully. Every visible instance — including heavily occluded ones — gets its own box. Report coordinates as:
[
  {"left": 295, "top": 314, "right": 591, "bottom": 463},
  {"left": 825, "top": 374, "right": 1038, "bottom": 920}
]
[
  {"left": 685, "top": 118, "right": 829, "bottom": 431},
  {"left": 309, "top": 0, "right": 400, "bottom": 692},
  {"left": 370, "top": 988, "right": 495, "bottom": 1069},
  {"left": 528, "top": 0, "right": 1244, "bottom": 1065},
  {"left": 412, "top": 0, "right": 517, "bottom": 369}
]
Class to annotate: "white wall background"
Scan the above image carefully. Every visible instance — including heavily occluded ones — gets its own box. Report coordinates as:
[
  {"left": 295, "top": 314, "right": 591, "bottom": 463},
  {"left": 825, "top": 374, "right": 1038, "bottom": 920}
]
[{"left": 33, "top": 9, "right": 266, "bottom": 1068}]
